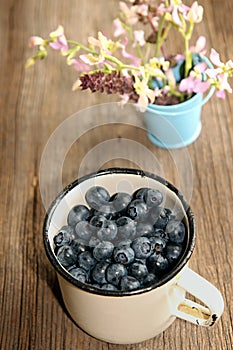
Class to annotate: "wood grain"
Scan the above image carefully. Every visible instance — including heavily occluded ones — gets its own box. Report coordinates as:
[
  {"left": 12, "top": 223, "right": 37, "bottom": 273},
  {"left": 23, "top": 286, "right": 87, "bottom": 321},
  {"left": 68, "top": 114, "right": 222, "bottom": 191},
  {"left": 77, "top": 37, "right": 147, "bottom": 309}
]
[{"left": 0, "top": 0, "right": 232, "bottom": 349}]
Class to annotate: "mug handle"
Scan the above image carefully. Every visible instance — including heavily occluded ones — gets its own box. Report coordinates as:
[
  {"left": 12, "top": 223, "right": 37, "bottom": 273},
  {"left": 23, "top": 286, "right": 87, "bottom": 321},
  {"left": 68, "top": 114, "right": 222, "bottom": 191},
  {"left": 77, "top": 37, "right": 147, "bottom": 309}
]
[{"left": 173, "top": 267, "right": 224, "bottom": 327}]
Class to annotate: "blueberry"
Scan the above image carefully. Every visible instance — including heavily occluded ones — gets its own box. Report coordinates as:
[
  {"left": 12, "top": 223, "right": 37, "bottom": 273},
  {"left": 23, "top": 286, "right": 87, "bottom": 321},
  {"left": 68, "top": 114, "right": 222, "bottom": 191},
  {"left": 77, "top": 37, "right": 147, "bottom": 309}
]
[
  {"left": 143, "top": 273, "right": 158, "bottom": 287},
  {"left": 145, "top": 189, "right": 163, "bottom": 207},
  {"left": 116, "top": 216, "right": 136, "bottom": 239},
  {"left": 78, "top": 251, "right": 97, "bottom": 271},
  {"left": 140, "top": 188, "right": 163, "bottom": 208},
  {"left": 101, "top": 283, "right": 118, "bottom": 291},
  {"left": 69, "top": 267, "right": 88, "bottom": 283},
  {"left": 67, "top": 205, "right": 90, "bottom": 227},
  {"left": 53, "top": 225, "right": 74, "bottom": 247},
  {"left": 56, "top": 245, "right": 77, "bottom": 268},
  {"left": 165, "top": 243, "right": 183, "bottom": 264},
  {"left": 88, "top": 235, "right": 101, "bottom": 248},
  {"left": 133, "top": 188, "right": 148, "bottom": 200},
  {"left": 149, "top": 236, "right": 166, "bottom": 254},
  {"left": 106, "top": 263, "right": 127, "bottom": 286},
  {"left": 70, "top": 238, "right": 88, "bottom": 255},
  {"left": 90, "top": 214, "right": 108, "bottom": 228},
  {"left": 92, "top": 208, "right": 113, "bottom": 220},
  {"left": 54, "top": 186, "right": 188, "bottom": 293},
  {"left": 166, "top": 220, "right": 186, "bottom": 243},
  {"left": 97, "top": 220, "right": 117, "bottom": 241},
  {"left": 136, "top": 222, "right": 154, "bottom": 237},
  {"left": 131, "top": 237, "right": 152, "bottom": 259},
  {"left": 120, "top": 276, "right": 140, "bottom": 291},
  {"left": 153, "top": 228, "right": 169, "bottom": 242},
  {"left": 128, "top": 261, "right": 148, "bottom": 280},
  {"left": 127, "top": 199, "right": 148, "bottom": 221},
  {"left": 110, "top": 192, "right": 132, "bottom": 214},
  {"left": 115, "top": 239, "right": 132, "bottom": 248},
  {"left": 75, "top": 220, "right": 94, "bottom": 241},
  {"left": 93, "top": 241, "right": 114, "bottom": 261},
  {"left": 85, "top": 186, "right": 110, "bottom": 210},
  {"left": 164, "top": 208, "right": 174, "bottom": 220},
  {"left": 149, "top": 206, "right": 169, "bottom": 229},
  {"left": 113, "top": 246, "right": 135, "bottom": 265},
  {"left": 134, "top": 188, "right": 163, "bottom": 207},
  {"left": 91, "top": 261, "right": 109, "bottom": 284},
  {"left": 147, "top": 253, "right": 169, "bottom": 275}
]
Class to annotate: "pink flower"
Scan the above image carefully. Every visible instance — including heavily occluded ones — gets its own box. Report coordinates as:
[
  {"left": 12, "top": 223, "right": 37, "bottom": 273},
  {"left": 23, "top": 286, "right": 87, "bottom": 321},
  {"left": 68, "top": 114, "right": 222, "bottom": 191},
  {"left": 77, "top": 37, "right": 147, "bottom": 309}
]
[
  {"left": 179, "top": 76, "right": 210, "bottom": 94},
  {"left": 157, "top": 3, "right": 171, "bottom": 15},
  {"left": 172, "top": 6, "right": 183, "bottom": 27},
  {"left": 169, "top": 1, "right": 191, "bottom": 27},
  {"left": 119, "top": 1, "right": 138, "bottom": 26},
  {"left": 190, "top": 36, "right": 206, "bottom": 55},
  {"left": 113, "top": 18, "right": 126, "bottom": 37},
  {"left": 194, "top": 61, "right": 207, "bottom": 73},
  {"left": 133, "top": 30, "right": 145, "bottom": 47},
  {"left": 209, "top": 48, "right": 223, "bottom": 67},
  {"left": 186, "top": 1, "right": 203, "bottom": 23},
  {"left": 175, "top": 54, "right": 185, "bottom": 61},
  {"left": 206, "top": 49, "right": 233, "bottom": 77},
  {"left": 179, "top": 60, "right": 210, "bottom": 93},
  {"left": 216, "top": 90, "right": 226, "bottom": 99},
  {"left": 28, "top": 36, "right": 44, "bottom": 48},
  {"left": 70, "top": 58, "right": 90, "bottom": 72},
  {"left": 49, "top": 25, "right": 68, "bottom": 52},
  {"left": 136, "top": 4, "right": 148, "bottom": 17},
  {"left": 216, "top": 73, "right": 232, "bottom": 97}
]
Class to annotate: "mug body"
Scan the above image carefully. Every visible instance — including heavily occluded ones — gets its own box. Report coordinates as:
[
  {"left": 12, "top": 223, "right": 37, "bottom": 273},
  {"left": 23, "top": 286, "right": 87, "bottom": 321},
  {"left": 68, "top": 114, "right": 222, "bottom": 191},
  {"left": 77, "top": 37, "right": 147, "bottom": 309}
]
[
  {"left": 57, "top": 268, "right": 187, "bottom": 344},
  {"left": 43, "top": 168, "right": 195, "bottom": 344},
  {"left": 144, "top": 93, "right": 203, "bottom": 149}
]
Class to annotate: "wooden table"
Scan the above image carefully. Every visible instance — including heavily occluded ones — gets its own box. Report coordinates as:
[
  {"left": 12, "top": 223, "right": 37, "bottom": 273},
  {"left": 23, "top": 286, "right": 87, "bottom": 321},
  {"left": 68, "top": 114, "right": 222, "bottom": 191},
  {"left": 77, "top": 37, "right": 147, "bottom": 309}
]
[{"left": 1, "top": 0, "right": 233, "bottom": 349}]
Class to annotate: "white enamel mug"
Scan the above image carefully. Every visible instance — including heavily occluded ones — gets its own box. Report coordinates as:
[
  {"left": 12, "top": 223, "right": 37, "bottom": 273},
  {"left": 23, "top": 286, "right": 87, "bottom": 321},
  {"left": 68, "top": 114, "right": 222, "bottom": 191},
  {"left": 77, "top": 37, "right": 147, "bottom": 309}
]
[{"left": 43, "top": 168, "right": 224, "bottom": 344}]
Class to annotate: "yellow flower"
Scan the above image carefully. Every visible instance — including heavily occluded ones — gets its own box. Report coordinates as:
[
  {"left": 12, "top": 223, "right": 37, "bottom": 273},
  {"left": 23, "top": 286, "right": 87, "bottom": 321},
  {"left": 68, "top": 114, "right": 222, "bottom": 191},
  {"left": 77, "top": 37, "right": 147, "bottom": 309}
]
[
  {"left": 49, "top": 25, "right": 65, "bottom": 39},
  {"left": 25, "top": 57, "right": 35, "bottom": 68},
  {"left": 72, "top": 78, "right": 82, "bottom": 91},
  {"left": 133, "top": 70, "right": 155, "bottom": 111},
  {"left": 145, "top": 58, "right": 168, "bottom": 79},
  {"left": 80, "top": 53, "right": 104, "bottom": 65},
  {"left": 81, "top": 32, "right": 122, "bottom": 66}
]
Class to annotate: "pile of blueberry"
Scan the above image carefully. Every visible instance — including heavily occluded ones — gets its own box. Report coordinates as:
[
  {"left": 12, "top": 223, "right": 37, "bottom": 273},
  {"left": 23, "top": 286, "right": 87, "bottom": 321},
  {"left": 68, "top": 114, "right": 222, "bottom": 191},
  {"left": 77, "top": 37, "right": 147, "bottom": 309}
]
[{"left": 53, "top": 186, "right": 186, "bottom": 292}]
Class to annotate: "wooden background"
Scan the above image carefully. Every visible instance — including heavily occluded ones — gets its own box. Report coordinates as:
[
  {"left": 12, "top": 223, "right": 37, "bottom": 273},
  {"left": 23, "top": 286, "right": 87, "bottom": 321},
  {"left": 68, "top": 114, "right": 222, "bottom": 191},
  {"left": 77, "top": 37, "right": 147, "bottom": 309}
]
[{"left": 1, "top": 0, "right": 233, "bottom": 349}]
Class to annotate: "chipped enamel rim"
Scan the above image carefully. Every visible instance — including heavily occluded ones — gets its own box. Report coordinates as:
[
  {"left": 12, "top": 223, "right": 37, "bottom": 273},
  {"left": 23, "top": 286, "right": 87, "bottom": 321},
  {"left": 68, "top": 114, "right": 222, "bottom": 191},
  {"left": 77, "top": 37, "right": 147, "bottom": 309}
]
[{"left": 43, "top": 168, "right": 196, "bottom": 297}]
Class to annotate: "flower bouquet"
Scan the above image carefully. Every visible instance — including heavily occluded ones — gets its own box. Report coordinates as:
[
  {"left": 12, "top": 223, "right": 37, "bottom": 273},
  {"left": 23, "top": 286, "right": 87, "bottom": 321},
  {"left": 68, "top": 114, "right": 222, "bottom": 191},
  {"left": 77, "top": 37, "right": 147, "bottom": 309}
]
[{"left": 26, "top": 1, "right": 233, "bottom": 147}]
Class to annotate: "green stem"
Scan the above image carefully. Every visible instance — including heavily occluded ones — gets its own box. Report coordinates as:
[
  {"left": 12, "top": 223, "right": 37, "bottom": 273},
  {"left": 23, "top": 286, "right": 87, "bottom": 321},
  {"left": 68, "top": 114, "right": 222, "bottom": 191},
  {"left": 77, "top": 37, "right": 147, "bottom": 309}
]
[
  {"left": 145, "top": 43, "right": 151, "bottom": 63},
  {"left": 155, "top": 14, "right": 166, "bottom": 57},
  {"left": 104, "top": 54, "right": 141, "bottom": 71},
  {"left": 162, "top": 23, "right": 172, "bottom": 43},
  {"left": 184, "top": 37, "right": 191, "bottom": 77},
  {"left": 169, "top": 87, "right": 182, "bottom": 98},
  {"left": 184, "top": 22, "right": 194, "bottom": 77},
  {"left": 67, "top": 40, "right": 95, "bottom": 53},
  {"left": 158, "top": 22, "right": 172, "bottom": 57},
  {"left": 136, "top": 44, "right": 144, "bottom": 64}
]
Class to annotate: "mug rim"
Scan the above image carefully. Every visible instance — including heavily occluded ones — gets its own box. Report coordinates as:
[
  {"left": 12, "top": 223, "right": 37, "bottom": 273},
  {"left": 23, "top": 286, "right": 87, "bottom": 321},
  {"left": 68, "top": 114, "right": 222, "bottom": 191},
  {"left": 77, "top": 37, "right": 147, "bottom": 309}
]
[{"left": 43, "top": 167, "right": 196, "bottom": 297}]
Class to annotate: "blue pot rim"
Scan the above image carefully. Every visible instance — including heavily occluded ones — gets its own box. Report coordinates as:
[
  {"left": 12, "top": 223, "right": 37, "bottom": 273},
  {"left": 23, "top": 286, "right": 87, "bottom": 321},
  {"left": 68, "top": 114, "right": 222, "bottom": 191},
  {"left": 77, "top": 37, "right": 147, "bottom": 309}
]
[
  {"left": 43, "top": 167, "right": 196, "bottom": 297},
  {"left": 147, "top": 91, "right": 203, "bottom": 112}
]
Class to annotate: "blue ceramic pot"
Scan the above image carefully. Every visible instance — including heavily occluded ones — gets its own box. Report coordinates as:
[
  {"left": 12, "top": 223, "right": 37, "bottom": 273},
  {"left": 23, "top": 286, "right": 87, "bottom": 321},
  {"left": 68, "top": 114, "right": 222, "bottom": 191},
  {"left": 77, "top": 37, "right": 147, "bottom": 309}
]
[{"left": 144, "top": 56, "right": 215, "bottom": 149}]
